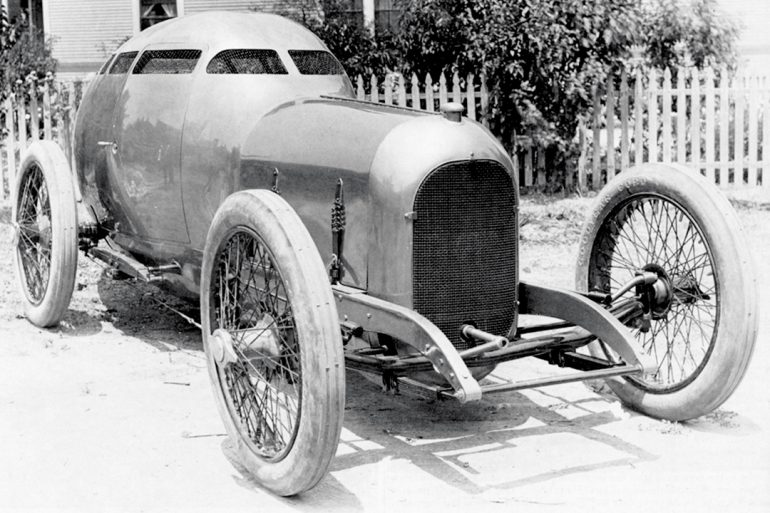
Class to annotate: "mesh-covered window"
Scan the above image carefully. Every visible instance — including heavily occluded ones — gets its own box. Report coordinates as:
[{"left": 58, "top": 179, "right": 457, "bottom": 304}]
[
  {"left": 108, "top": 52, "right": 138, "bottom": 74},
  {"left": 206, "top": 49, "right": 287, "bottom": 75},
  {"left": 289, "top": 50, "right": 344, "bottom": 75},
  {"left": 133, "top": 49, "right": 202, "bottom": 74}
]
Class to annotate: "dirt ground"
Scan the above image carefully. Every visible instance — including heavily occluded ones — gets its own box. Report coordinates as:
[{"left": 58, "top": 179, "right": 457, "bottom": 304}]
[{"left": 1, "top": 192, "right": 769, "bottom": 513}]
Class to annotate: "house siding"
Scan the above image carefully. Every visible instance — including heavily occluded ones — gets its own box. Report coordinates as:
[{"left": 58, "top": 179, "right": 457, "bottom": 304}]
[{"left": 46, "top": 0, "right": 134, "bottom": 72}]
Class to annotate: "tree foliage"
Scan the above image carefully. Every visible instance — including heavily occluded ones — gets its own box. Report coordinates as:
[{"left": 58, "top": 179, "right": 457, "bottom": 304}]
[
  {"left": 290, "top": 0, "right": 740, "bottom": 163},
  {"left": 0, "top": 7, "right": 57, "bottom": 103}
]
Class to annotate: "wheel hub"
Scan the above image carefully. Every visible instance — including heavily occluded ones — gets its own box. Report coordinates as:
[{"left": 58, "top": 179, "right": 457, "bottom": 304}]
[{"left": 642, "top": 263, "right": 673, "bottom": 318}]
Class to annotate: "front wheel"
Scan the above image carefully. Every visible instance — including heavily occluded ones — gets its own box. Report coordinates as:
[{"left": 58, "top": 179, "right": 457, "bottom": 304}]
[
  {"left": 576, "top": 164, "right": 758, "bottom": 421},
  {"left": 200, "top": 190, "right": 345, "bottom": 496}
]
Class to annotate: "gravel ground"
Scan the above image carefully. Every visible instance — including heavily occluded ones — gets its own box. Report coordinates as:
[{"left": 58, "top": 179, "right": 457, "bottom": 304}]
[{"left": 0, "top": 192, "right": 768, "bottom": 513}]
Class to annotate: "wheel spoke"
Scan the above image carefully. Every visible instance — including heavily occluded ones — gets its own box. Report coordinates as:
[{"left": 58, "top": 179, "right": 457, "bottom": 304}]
[
  {"left": 211, "top": 228, "right": 301, "bottom": 460},
  {"left": 590, "top": 194, "right": 719, "bottom": 392}
]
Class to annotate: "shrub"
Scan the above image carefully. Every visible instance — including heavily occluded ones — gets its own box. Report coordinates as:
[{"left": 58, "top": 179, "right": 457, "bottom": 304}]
[{"left": 0, "top": 7, "right": 57, "bottom": 103}]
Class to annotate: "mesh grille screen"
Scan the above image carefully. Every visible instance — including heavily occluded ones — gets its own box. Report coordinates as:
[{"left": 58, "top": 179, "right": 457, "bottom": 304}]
[
  {"left": 412, "top": 161, "right": 517, "bottom": 350},
  {"left": 207, "top": 49, "right": 288, "bottom": 75},
  {"left": 134, "top": 49, "right": 201, "bottom": 74},
  {"left": 109, "top": 52, "right": 138, "bottom": 74},
  {"left": 289, "top": 50, "right": 344, "bottom": 75}
]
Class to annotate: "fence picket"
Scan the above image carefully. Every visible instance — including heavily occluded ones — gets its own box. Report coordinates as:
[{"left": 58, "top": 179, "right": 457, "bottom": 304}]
[
  {"left": 676, "top": 67, "right": 686, "bottom": 163},
  {"left": 648, "top": 69, "right": 658, "bottom": 162},
  {"left": 438, "top": 73, "right": 448, "bottom": 107},
  {"left": 690, "top": 68, "right": 701, "bottom": 173},
  {"left": 662, "top": 68, "right": 672, "bottom": 162},
  {"left": 410, "top": 73, "right": 420, "bottom": 110},
  {"left": 704, "top": 67, "right": 715, "bottom": 183},
  {"left": 4, "top": 96, "right": 16, "bottom": 195},
  {"left": 619, "top": 69, "right": 629, "bottom": 172},
  {"left": 592, "top": 87, "right": 601, "bottom": 187},
  {"left": 762, "top": 94, "right": 770, "bottom": 187},
  {"left": 480, "top": 74, "right": 489, "bottom": 127},
  {"left": 634, "top": 67, "right": 644, "bottom": 165},
  {"left": 370, "top": 75, "right": 379, "bottom": 103},
  {"left": 425, "top": 73, "right": 435, "bottom": 112},
  {"left": 356, "top": 75, "right": 365, "bottom": 100},
  {"left": 397, "top": 75, "right": 407, "bottom": 107},
  {"left": 43, "top": 79, "right": 53, "bottom": 140},
  {"left": 384, "top": 75, "right": 393, "bottom": 105},
  {"left": 748, "top": 76, "right": 759, "bottom": 186},
  {"left": 29, "top": 80, "right": 40, "bottom": 142},
  {"left": 606, "top": 75, "right": 616, "bottom": 181},
  {"left": 466, "top": 73, "right": 476, "bottom": 121},
  {"left": 17, "top": 89, "right": 27, "bottom": 153},
  {"left": 735, "top": 74, "right": 745, "bottom": 186},
  {"left": 719, "top": 66, "right": 729, "bottom": 185},
  {"left": 452, "top": 71, "right": 461, "bottom": 104}
]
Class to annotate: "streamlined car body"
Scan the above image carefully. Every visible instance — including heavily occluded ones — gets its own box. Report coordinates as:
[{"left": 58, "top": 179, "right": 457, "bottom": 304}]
[{"left": 12, "top": 11, "right": 757, "bottom": 496}]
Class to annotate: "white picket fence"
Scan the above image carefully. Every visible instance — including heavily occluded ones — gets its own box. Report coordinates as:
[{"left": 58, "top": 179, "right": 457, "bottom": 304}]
[
  {"left": 585, "top": 66, "right": 770, "bottom": 189},
  {"left": 3, "top": 66, "right": 769, "bottom": 206}
]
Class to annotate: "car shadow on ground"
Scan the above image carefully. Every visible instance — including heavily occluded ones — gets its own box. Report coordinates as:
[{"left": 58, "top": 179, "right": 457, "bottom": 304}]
[{"left": 54, "top": 266, "right": 752, "bottom": 508}]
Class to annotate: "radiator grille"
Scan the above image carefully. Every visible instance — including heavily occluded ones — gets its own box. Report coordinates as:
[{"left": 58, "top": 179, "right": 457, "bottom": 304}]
[{"left": 412, "top": 160, "right": 518, "bottom": 350}]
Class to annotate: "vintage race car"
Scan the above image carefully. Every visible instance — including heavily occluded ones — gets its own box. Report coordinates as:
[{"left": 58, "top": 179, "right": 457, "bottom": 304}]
[{"left": 11, "top": 12, "right": 757, "bottom": 496}]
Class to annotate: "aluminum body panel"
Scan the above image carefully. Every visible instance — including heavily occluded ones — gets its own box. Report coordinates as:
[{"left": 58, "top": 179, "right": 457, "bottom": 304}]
[{"left": 74, "top": 11, "right": 516, "bottom": 306}]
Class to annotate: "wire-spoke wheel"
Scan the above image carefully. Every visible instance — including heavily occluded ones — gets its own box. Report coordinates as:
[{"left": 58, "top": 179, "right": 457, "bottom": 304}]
[
  {"left": 201, "top": 190, "right": 344, "bottom": 496},
  {"left": 576, "top": 164, "right": 757, "bottom": 421},
  {"left": 13, "top": 141, "right": 78, "bottom": 327}
]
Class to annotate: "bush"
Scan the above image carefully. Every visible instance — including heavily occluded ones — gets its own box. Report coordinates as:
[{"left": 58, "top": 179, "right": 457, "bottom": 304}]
[{"left": 0, "top": 7, "right": 57, "bottom": 103}]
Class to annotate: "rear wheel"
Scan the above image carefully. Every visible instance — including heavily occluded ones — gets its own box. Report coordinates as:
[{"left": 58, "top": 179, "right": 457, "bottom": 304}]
[
  {"left": 200, "top": 190, "right": 344, "bottom": 496},
  {"left": 13, "top": 141, "right": 78, "bottom": 328},
  {"left": 576, "top": 164, "right": 757, "bottom": 421}
]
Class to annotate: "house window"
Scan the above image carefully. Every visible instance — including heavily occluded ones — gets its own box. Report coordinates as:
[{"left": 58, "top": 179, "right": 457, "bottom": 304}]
[
  {"left": 338, "top": 0, "right": 400, "bottom": 33},
  {"left": 374, "top": 0, "right": 399, "bottom": 33},
  {"left": 140, "top": 1, "right": 178, "bottom": 30}
]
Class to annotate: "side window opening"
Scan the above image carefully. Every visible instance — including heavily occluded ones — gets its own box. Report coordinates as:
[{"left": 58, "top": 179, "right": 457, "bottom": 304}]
[
  {"left": 108, "top": 51, "right": 139, "bottom": 74},
  {"left": 206, "top": 49, "right": 288, "bottom": 75},
  {"left": 99, "top": 55, "right": 116, "bottom": 75},
  {"left": 133, "top": 49, "right": 202, "bottom": 75},
  {"left": 288, "top": 50, "right": 344, "bottom": 76}
]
